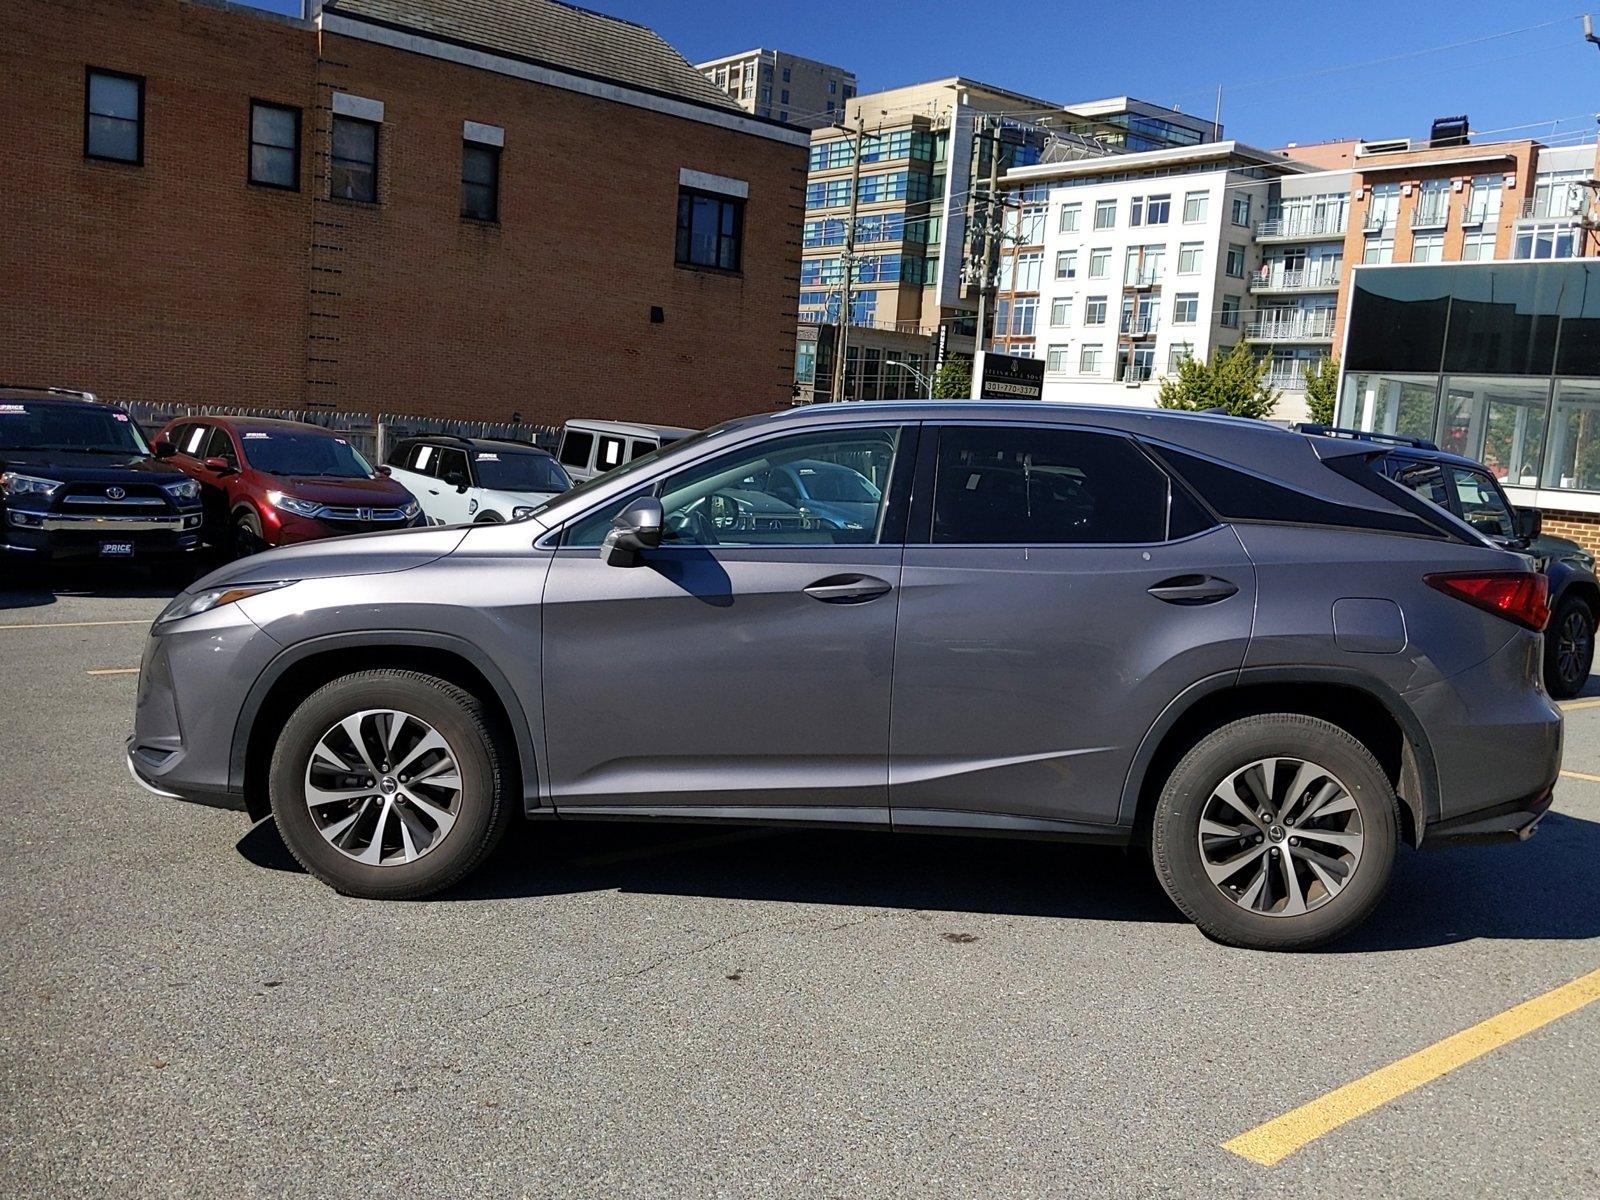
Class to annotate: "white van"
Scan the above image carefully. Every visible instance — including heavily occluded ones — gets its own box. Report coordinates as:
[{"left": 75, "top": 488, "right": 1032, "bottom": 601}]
[{"left": 556, "top": 419, "right": 696, "bottom": 483}]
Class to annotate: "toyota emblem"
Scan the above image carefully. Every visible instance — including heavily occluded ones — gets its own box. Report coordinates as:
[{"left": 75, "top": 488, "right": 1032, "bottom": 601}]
[{"left": 106, "top": 486, "right": 126, "bottom": 500}]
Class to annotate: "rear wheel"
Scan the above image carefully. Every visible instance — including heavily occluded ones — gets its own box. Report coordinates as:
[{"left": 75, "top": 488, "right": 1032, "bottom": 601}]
[
  {"left": 269, "top": 670, "right": 514, "bottom": 899},
  {"left": 1151, "top": 714, "right": 1399, "bottom": 951},
  {"left": 1545, "top": 595, "right": 1594, "bottom": 699}
]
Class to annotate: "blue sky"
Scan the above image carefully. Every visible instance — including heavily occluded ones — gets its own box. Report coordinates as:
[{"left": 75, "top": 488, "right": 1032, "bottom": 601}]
[{"left": 246, "top": 1, "right": 1600, "bottom": 149}]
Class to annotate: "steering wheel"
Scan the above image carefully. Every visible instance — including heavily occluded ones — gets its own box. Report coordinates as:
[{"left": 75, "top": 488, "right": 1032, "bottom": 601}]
[{"left": 666, "top": 504, "right": 719, "bottom": 545}]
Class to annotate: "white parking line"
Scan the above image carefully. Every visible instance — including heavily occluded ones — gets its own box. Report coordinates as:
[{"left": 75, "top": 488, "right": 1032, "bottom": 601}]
[{"left": 0, "top": 619, "right": 148, "bottom": 631}]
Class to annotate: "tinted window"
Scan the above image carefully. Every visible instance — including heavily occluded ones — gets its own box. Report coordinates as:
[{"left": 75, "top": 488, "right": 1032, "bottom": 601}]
[
  {"left": 658, "top": 427, "right": 901, "bottom": 546},
  {"left": 931, "top": 426, "right": 1169, "bottom": 545},
  {"left": 1450, "top": 467, "right": 1515, "bottom": 537},
  {"left": 564, "top": 486, "right": 652, "bottom": 547},
  {"left": 182, "top": 424, "right": 211, "bottom": 457},
  {"left": 435, "top": 448, "right": 470, "bottom": 484},
  {"left": 1344, "top": 266, "right": 1449, "bottom": 374},
  {"left": 205, "top": 426, "right": 238, "bottom": 467},
  {"left": 558, "top": 430, "right": 594, "bottom": 468},
  {"left": 473, "top": 450, "right": 569, "bottom": 492},
  {"left": 596, "top": 435, "right": 627, "bottom": 473},
  {"left": 411, "top": 443, "right": 439, "bottom": 475},
  {"left": 629, "top": 439, "right": 655, "bottom": 461},
  {"left": 0, "top": 402, "right": 148, "bottom": 454},
  {"left": 1443, "top": 265, "right": 1562, "bottom": 376},
  {"left": 239, "top": 429, "right": 375, "bottom": 479}
]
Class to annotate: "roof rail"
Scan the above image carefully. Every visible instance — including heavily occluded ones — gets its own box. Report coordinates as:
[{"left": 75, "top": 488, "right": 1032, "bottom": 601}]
[
  {"left": 1293, "top": 422, "right": 1439, "bottom": 451},
  {"left": 0, "top": 385, "right": 100, "bottom": 402}
]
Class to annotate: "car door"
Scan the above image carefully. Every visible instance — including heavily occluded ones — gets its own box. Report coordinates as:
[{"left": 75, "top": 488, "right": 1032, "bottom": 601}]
[
  {"left": 888, "top": 422, "right": 1256, "bottom": 830},
  {"left": 429, "top": 447, "right": 473, "bottom": 524},
  {"left": 540, "top": 422, "right": 915, "bottom": 818},
  {"left": 388, "top": 442, "right": 443, "bottom": 524}
]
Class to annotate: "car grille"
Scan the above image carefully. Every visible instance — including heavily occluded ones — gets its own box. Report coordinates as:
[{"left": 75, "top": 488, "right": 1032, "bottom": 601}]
[
  {"left": 316, "top": 505, "right": 412, "bottom": 534},
  {"left": 57, "top": 482, "right": 174, "bottom": 517}
]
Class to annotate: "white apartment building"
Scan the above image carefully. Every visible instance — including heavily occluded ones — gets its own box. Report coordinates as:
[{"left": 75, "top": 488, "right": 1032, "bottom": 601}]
[
  {"left": 696, "top": 48, "right": 856, "bottom": 128},
  {"left": 995, "top": 142, "right": 1310, "bottom": 418}
]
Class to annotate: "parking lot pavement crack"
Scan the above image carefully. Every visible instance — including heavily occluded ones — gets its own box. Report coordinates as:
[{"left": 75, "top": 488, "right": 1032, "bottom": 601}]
[{"left": 470, "top": 908, "right": 901, "bottom": 1023}]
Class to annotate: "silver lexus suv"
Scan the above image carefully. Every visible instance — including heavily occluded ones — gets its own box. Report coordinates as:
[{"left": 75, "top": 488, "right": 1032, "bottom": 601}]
[{"left": 128, "top": 403, "right": 1563, "bottom": 950}]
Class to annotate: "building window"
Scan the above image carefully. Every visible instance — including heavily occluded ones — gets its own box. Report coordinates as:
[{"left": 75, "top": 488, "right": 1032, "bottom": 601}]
[
  {"left": 1050, "top": 297, "right": 1072, "bottom": 326},
  {"left": 1088, "top": 248, "right": 1110, "bottom": 279},
  {"left": 84, "top": 68, "right": 143, "bottom": 164},
  {"left": 1168, "top": 342, "right": 1193, "bottom": 371},
  {"left": 1015, "top": 251, "right": 1043, "bottom": 291},
  {"left": 1514, "top": 222, "right": 1582, "bottom": 259},
  {"left": 1060, "top": 203, "right": 1081, "bottom": 233},
  {"left": 1046, "top": 344, "right": 1071, "bottom": 372},
  {"left": 1093, "top": 199, "right": 1117, "bottom": 229},
  {"left": 1231, "top": 194, "right": 1251, "bottom": 226},
  {"left": 1464, "top": 174, "right": 1503, "bottom": 225},
  {"left": 676, "top": 187, "right": 744, "bottom": 271},
  {"left": 795, "top": 340, "right": 817, "bottom": 384},
  {"left": 1461, "top": 228, "right": 1497, "bottom": 260},
  {"left": 247, "top": 101, "right": 299, "bottom": 189},
  {"left": 1173, "top": 293, "right": 1199, "bottom": 324},
  {"left": 1080, "top": 344, "right": 1103, "bottom": 374},
  {"left": 1183, "top": 191, "right": 1207, "bottom": 224},
  {"left": 1363, "top": 234, "right": 1394, "bottom": 265},
  {"left": 330, "top": 115, "right": 378, "bottom": 203},
  {"left": 1219, "top": 295, "right": 1241, "bottom": 328},
  {"left": 1008, "top": 296, "right": 1038, "bottom": 336},
  {"left": 1177, "top": 242, "right": 1203, "bottom": 274},
  {"left": 783, "top": 67, "right": 791, "bottom": 82},
  {"left": 461, "top": 141, "right": 500, "bottom": 221},
  {"left": 1055, "top": 249, "right": 1077, "bottom": 279},
  {"left": 1410, "top": 231, "right": 1444, "bottom": 263},
  {"left": 1084, "top": 296, "right": 1108, "bottom": 325},
  {"left": 1143, "top": 194, "right": 1171, "bottom": 225},
  {"left": 781, "top": 89, "right": 790, "bottom": 104},
  {"left": 1225, "top": 244, "right": 1246, "bottom": 277}
]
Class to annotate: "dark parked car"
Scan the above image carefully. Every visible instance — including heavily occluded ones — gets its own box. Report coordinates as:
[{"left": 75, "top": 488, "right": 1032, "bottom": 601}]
[
  {"left": 155, "top": 416, "right": 422, "bottom": 556},
  {"left": 0, "top": 387, "right": 203, "bottom": 567},
  {"left": 1298, "top": 425, "right": 1599, "bottom": 698},
  {"left": 130, "top": 402, "right": 1562, "bottom": 951}
]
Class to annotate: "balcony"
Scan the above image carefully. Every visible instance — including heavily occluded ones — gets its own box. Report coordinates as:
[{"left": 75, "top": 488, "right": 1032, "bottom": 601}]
[
  {"left": 1265, "top": 366, "right": 1310, "bottom": 391},
  {"left": 1244, "top": 312, "right": 1336, "bottom": 342},
  {"left": 1124, "top": 269, "right": 1162, "bottom": 289},
  {"left": 1248, "top": 266, "right": 1341, "bottom": 293},
  {"left": 1461, "top": 205, "right": 1500, "bottom": 227},
  {"left": 1256, "top": 215, "right": 1347, "bottom": 240},
  {"left": 1521, "top": 193, "right": 1586, "bottom": 220},
  {"left": 1118, "top": 363, "right": 1153, "bottom": 384},
  {"left": 1120, "top": 314, "right": 1159, "bottom": 336},
  {"left": 1363, "top": 209, "right": 1396, "bottom": 232},
  {"left": 1410, "top": 204, "right": 1450, "bottom": 229}
]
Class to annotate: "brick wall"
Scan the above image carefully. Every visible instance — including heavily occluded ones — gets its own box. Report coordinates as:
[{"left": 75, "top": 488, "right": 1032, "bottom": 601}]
[
  {"left": 0, "top": 0, "right": 805, "bottom": 429},
  {"left": 1536, "top": 509, "right": 1600, "bottom": 555}
]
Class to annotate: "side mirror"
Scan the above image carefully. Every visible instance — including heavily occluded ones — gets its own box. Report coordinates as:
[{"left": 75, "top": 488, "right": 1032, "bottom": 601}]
[
  {"left": 203, "top": 456, "right": 236, "bottom": 475},
  {"left": 445, "top": 471, "right": 469, "bottom": 492},
  {"left": 1515, "top": 508, "right": 1542, "bottom": 542},
  {"left": 152, "top": 438, "right": 176, "bottom": 459},
  {"left": 601, "top": 496, "right": 664, "bottom": 567},
  {"left": 375, "top": 464, "right": 392, "bottom": 477}
]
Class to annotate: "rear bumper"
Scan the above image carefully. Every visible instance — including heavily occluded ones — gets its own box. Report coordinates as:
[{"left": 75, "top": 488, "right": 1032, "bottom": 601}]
[{"left": 1423, "top": 784, "right": 1554, "bottom": 847}]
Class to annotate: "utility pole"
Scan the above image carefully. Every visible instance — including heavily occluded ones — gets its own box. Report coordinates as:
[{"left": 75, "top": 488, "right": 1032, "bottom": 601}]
[
  {"left": 830, "top": 112, "right": 866, "bottom": 404},
  {"left": 970, "top": 116, "right": 1002, "bottom": 371}
]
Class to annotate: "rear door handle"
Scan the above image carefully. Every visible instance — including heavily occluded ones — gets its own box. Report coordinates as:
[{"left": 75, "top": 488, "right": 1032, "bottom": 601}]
[
  {"left": 1148, "top": 575, "right": 1239, "bottom": 605},
  {"left": 804, "top": 574, "right": 892, "bottom": 604}
]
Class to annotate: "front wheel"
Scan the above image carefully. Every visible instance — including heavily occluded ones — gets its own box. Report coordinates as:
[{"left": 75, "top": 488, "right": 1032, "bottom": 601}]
[
  {"left": 1545, "top": 595, "right": 1594, "bottom": 699},
  {"left": 269, "top": 670, "right": 514, "bottom": 899},
  {"left": 232, "top": 507, "right": 265, "bottom": 559},
  {"left": 1151, "top": 714, "right": 1399, "bottom": 951}
]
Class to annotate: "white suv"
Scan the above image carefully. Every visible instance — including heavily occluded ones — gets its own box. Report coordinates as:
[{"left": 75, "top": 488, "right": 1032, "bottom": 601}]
[{"left": 384, "top": 436, "right": 571, "bottom": 525}]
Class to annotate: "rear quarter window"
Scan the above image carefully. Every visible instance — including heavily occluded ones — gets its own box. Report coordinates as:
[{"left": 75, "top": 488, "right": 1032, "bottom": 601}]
[{"left": 559, "top": 430, "right": 594, "bottom": 468}]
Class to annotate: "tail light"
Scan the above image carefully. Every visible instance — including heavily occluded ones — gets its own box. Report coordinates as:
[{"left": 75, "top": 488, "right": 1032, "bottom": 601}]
[{"left": 1425, "top": 571, "right": 1549, "bottom": 632}]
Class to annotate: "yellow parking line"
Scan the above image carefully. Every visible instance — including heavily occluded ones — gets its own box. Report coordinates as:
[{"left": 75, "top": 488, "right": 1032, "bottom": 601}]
[
  {"left": 1561, "top": 769, "right": 1600, "bottom": 784},
  {"left": 0, "top": 619, "right": 147, "bottom": 631},
  {"left": 86, "top": 668, "right": 140, "bottom": 676},
  {"left": 1224, "top": 966, "right": 1600, "bottom": 1167},
  {"left": 1559, "top": 697, "right": 1600, "bottom": 712}
]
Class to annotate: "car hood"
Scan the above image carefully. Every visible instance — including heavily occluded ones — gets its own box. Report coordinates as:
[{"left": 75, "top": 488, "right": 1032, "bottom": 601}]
[
  {"left": 189, "top": 525, "right": 469, "bottom": 592},
  {"left": 264, "top": 475, "right": 416, "bottom": 506},
  {"left": 0, "top": 449, "right": 187, "bottom": 483}
]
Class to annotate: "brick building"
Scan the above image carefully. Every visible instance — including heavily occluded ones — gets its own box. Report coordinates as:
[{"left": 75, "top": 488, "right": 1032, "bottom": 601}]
[{"left": 0, "top": 0, "right": 808, "bottom": 429}]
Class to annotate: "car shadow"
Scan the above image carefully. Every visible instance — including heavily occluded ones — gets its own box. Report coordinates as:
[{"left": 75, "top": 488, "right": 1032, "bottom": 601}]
[
  {"left": 0, "top": 562, "right": 200, "bottom": 610},
  {"left": 236, "top": 809, "right": 1600, "bottom": 949}
]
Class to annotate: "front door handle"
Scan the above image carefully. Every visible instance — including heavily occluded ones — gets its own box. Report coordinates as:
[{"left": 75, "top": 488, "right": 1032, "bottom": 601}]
[
  {"left": 804, "top": 574, "right": 892, "bottom": 604},
  {"left": 1148, "top": 575, "right": 1239, "bottom": 605}
]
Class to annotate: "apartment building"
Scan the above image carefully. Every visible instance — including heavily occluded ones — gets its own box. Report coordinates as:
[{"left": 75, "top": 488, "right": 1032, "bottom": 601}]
[
  {"left": 1060, "top": 97, "right": 1221, "bottom": 152},
  {"left": 3, "top": 0, "right": 806, "bottom": 428},
  {"left": 994, "top": 142, "right": 1308, "bottom": 413},
  {"left": 696, "top": 49, "right": 856, "bottom": 128}
]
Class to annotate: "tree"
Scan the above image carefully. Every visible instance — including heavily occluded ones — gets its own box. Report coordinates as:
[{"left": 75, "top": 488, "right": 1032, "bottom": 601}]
[
  {"left": 931, "top": 355, "right": 972, "bottom": 400},
  {"left": 1156, "top": 343, "right": 1280, "bottom": 420},
  {"left": 1304, "top": 356, "right": 1338, "bottom": 425}
]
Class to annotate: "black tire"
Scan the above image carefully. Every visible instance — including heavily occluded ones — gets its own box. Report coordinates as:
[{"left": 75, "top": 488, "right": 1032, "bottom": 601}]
[
  {"left": 473, "top": 511, "right": 504, "bottom": 523},
  {"left": 1544, "top": 594, "right": 1594, "bottom": 700},
  {"left": 269, "top": 669, "right": 514, "bottom": 899},
  {"left": 1151, "top": 714, "right": 1399, "bottom": 951},
  {"left": 232, "top": 507, "right": 265, "bottom": 559}
]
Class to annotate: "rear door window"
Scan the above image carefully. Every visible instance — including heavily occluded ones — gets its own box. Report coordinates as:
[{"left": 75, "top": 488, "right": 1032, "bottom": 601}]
[
  {"left": 182, "top": 424, "right": 211, "bottom": 458},
  {"left": 559, "top": 430, "right": 594, "bottom": 469},
  {"left": 930, "top": 426, "right": 1172, "bottom": 544},
  {"left": 411, "top": 443, "right": 438, "bottom": 475}
]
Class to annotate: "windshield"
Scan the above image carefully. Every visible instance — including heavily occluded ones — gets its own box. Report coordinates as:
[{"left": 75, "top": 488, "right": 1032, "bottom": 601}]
[
  {"left": 473, "top": 450, "right": 571, "bottom": 493},
  {"left": 241, "top": 430, "right": 376, "bottom": 479},
  {"left": 0, "top": 402, "right": 150, "bottom": 455},
  {"left": 793, "top": 462, "right": 880, "bottom": 504}
]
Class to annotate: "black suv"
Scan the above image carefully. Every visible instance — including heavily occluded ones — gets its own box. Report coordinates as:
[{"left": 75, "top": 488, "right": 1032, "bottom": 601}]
[
  {"left": 0, "top": 388, "right": 204, "bottom": 567},
  {"left": 1298, "top": 425, "right": 1598, "bottom": 697}
]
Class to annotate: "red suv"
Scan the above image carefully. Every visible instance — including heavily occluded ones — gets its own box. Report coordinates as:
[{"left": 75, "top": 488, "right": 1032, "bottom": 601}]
[{"left": 154, "top": 417, "right": 422, "bottom": 555}]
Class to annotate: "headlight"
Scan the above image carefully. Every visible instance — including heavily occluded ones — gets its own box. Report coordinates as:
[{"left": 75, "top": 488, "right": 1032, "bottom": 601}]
[
  {"left": 155, "top": 580, "right": 296, "bottom": 628},
  {"left": 162, "top": 478, "right": 200, "bottom": 501},
  {"left": 512, "top": 506, "right": 535, "bottom": 520},
  {"left": 401, "top": 500, "right": 421, "bottom": 519},
  {"left": 1, "top": 472, "right": 62, "bottom": 498},
  {"left": 267, "top": 490, "right": 323, "bottom": 518}
]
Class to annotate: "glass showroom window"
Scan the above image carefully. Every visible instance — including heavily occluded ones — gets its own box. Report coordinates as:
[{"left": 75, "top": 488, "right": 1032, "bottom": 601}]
[
  {"left": 1438, "top": 376, "right": 1551, "bottom": 484},
  {"left": 1338, "top": 373, "right": 1440, "bottom": 439},
  {"left": 1543, "top": 379, "right": 1600, "bottom": 490}
]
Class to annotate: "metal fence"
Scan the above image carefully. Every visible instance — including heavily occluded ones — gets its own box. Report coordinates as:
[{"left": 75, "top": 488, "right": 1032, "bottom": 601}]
[{"left": 120, "top": 402, "right": 560, "bottom": 465}]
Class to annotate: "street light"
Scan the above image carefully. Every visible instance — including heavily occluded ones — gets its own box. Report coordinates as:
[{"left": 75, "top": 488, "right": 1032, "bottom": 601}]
[{"left": 885, "top": 359, "right": 934, "bottom": 398}]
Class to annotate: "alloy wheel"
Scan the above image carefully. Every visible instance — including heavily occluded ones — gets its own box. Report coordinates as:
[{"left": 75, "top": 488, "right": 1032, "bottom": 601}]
[
  {"left": 303, "top": 708, "right": 463, "bottom": 866},
  {"left": 1196, "top": 756, "right": 1364, "bottom": 917},
  {"left": 1557, "top": 607, "right": 1592, "bottom": 691}
]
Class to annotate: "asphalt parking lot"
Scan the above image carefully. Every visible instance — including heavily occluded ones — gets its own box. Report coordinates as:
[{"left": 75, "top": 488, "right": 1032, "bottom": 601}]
[{"left": 2, "top": 570, "right": 1598, "bottom": 1199}]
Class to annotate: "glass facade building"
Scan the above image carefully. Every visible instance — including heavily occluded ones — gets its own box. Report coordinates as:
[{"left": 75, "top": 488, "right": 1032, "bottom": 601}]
[{"left": 1338, "top": 261, "right": 1600, "bottom": 506}]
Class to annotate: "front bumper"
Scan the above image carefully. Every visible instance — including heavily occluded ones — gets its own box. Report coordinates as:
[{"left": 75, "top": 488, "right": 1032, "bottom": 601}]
[{"left": 4, "top": 509, "right": 203, "bottom": 560}]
